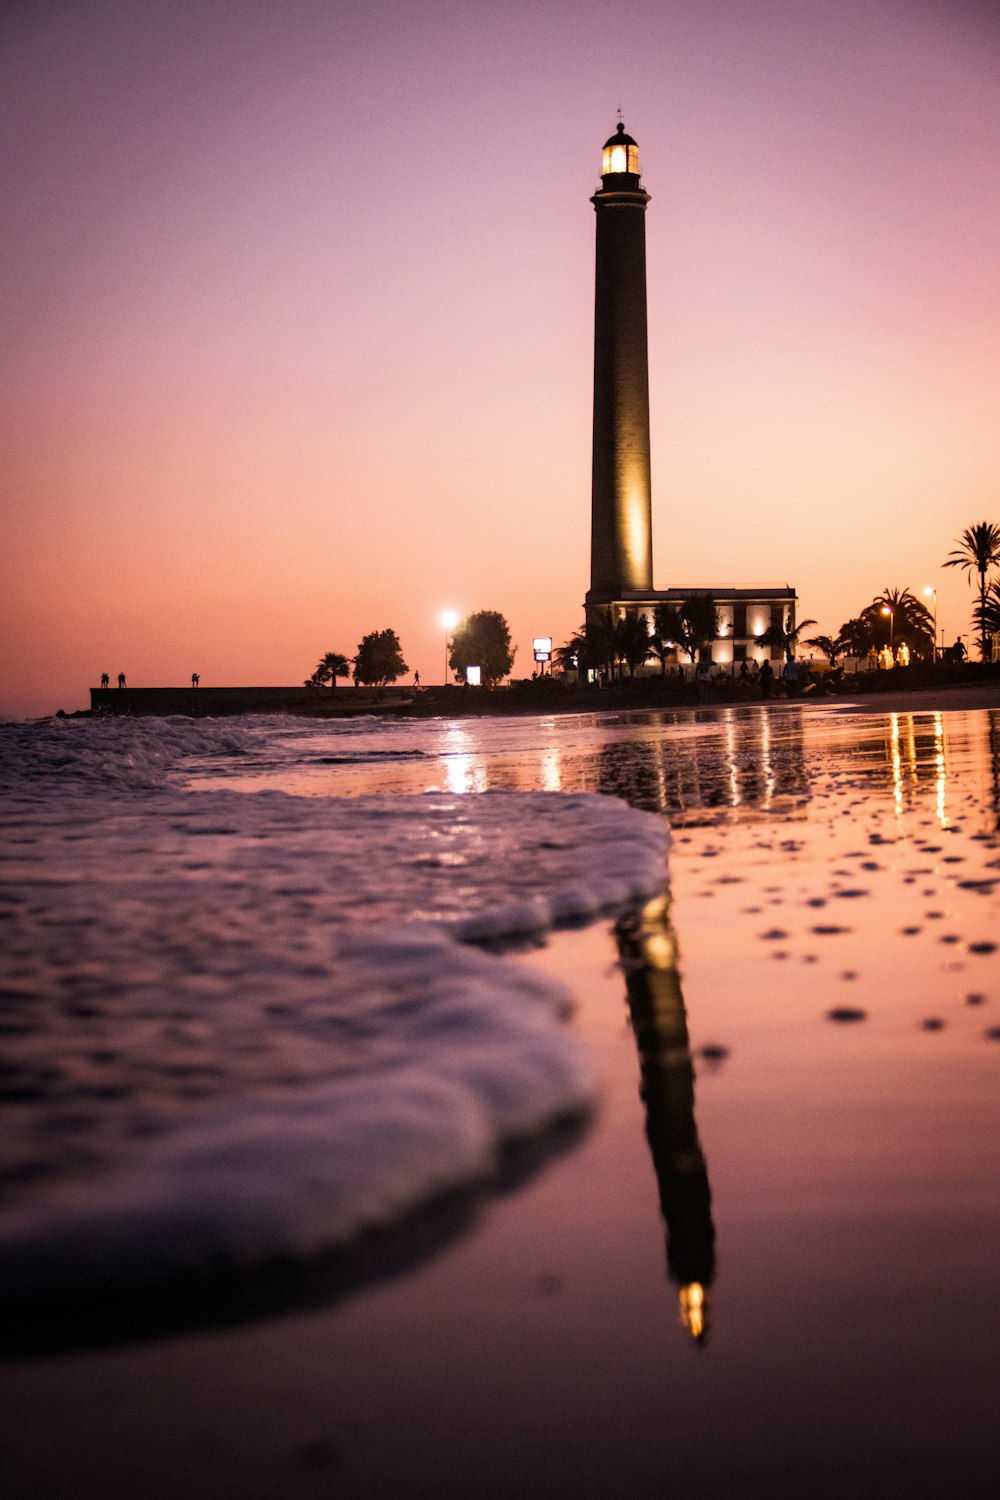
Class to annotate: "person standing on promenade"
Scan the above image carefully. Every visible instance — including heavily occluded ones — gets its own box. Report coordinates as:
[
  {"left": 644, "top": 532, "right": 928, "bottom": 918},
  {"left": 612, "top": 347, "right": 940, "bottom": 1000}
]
[
  {"left": 117, "top": 672, "right": 126, "bottom": 689},
  {"left": 100, "top": 673, "right": 109, "bottom": 689},
  {"left": 192, "top": 673, "right": 200, "bottom": 688},
  {"left": 759, "top": 658, "right": 773, "bottom": 699}
]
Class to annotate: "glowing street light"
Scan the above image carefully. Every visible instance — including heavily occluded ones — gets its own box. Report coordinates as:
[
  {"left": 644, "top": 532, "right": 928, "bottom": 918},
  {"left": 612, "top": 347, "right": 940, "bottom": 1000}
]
[
  {"left": 923, "top": 587, "right": 938, "bottom": 661},
  {"left": 881, "top": 604, "right": 894, "bottom": 656},
  {"left": 441, "top": 610, "right": 459, "bottom": 685}
]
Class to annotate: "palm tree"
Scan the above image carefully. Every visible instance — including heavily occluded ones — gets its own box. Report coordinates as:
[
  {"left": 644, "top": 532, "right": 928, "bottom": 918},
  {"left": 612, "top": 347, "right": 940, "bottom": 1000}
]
[
  {"left": 615, "top": 614, "right": 653, "bottom": 678},
  {"left": 585, "top": 609, "right": 620, "bottom": 682},
  {"left": 838, "top": 617, "right": 875, "bottom": 660},
  {"left": 857, "top": 589, "right": 934, "bottom": 659},
  {"left": 754, "top": 616, "right": 817, "bottom": 663},
  {"left": 944, "top": 522, "right": 1000, "bottom": 661},
  {"left": 973, "top": 579, "right": 1000, "bottom": 659},
  {"left": 554, "top": 630, "right": 591, "bottom": 681},
  {"left": 313, "top": 651, "right": 351, "bottom": 688},
  {"left": 804, "top": 632, "right": 850, "bottom": 667}
]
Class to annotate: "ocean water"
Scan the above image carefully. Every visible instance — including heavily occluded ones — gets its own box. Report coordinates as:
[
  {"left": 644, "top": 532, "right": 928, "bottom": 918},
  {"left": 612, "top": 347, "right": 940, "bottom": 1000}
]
[
  {"left": 3, "top": 702, "right": 1000, "bottom": 1495},
  {"left": 0, "top": 713, "right": 667, "bottom": 1299}
]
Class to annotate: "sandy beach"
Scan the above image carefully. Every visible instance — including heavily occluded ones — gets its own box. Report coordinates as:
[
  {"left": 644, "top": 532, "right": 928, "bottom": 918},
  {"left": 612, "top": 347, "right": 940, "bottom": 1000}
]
[{"left": 2, "top": 700, "right": 999, "bottom": 1498}]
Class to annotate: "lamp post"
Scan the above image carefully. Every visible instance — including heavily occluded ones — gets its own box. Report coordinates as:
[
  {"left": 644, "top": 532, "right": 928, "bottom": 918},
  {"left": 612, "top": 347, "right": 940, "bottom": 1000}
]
[
  {"left": 881, "top": 603, "right": 893, "bottom": 669},
  {"left": 923, "top": 587, "right": 937, "bottom": 662},
  {"left": 441, "top": 610, "right": 458, "bottom": 685}
]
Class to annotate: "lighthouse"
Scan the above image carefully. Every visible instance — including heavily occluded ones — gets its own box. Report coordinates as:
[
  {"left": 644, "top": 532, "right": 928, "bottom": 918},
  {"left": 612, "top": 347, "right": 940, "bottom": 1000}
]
[
  {"left": 587, "top": 121, "right": 654, "bottom": 607},
  {"left": 583, "top": 121, "right": 798, "bottom": 668}
]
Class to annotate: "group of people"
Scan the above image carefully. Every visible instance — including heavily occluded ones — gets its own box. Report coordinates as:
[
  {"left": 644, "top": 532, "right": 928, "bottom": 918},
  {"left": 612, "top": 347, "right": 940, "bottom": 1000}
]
[
  {"left": 690, "top": 654, "right": 796, "bottom": 700},
  {"left": 98, "top": 674, "right": 201, "bottom": 688}
]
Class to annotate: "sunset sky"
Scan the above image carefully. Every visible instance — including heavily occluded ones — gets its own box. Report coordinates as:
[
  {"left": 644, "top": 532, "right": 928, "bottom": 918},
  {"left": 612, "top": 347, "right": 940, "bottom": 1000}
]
[{"left": 3, "top": 0, "right": 998, "bottom": 716}]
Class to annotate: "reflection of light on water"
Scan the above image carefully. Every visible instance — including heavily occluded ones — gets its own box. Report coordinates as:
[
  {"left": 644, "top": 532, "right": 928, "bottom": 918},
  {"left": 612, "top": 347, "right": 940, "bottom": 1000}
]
[
  {"left": 442, "top": 723, "right": 489, "bottom": 794},
  {"left": 761, "top": 712, "right": 774, "bottom": 807},
  {"left": 679, "top": 1282, "right": 707, "bottom": 1341},
  {"left": 725, "top": 718, "right": 739, "bottom": 808},
  {"left": 540, "top": 747, "right": 562, "bottom": 792},
  {"left": 445, "top": 755, "right": 488, "bottom": 794},
  {"left": 934, "top": 713, "right": 948, "bottom": 828},
  {"left": 889, "top": 714, "right": 904, "bottom": 821}
]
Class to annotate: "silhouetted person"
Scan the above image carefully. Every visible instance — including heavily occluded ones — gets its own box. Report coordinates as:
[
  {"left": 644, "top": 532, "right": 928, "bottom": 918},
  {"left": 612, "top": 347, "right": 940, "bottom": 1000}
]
[
  {"left": 759, "top": 658, "right": 773, "bottom": 698},
  {"left": 100, "top": 673, "right": 109, "bottom": 689},
  {"left": 413, "top": 671, "right": 420, "bottom": 688},
  {"left": 117, "top": 672, "right": 126, "bottom": 689},
  {"left": 191, "top": 673, "right": 199, "bottom": 688},
  {"left": 953, "top": 637, "right": 966, "bottom": 662}
]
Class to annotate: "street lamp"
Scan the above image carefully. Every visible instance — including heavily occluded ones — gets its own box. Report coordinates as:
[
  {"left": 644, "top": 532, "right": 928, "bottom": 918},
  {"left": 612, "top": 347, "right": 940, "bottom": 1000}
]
[
  {"left": 881, "top": 604, "right": 894, "bottom": 660},
  {"left": 441, "top": 610, "right": 459, "bottom": 685},
  {"left": 923, "top": 587, "right": 937, "bottom": 662}
]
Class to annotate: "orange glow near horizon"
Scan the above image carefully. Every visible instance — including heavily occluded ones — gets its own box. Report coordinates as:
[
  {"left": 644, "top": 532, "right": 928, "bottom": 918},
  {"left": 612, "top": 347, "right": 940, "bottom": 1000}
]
[{"left": 2, "top": 4, "right": 998, "bottom": 717}]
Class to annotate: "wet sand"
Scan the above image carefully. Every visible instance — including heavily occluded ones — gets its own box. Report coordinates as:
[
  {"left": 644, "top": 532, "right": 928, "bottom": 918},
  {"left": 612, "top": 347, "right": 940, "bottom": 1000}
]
[
  {"left": 823, "top": 682, "right": 1000, "bottom": 715},
  {"left": 2, "top": 705, "right": 999, "bottom": 1498}
]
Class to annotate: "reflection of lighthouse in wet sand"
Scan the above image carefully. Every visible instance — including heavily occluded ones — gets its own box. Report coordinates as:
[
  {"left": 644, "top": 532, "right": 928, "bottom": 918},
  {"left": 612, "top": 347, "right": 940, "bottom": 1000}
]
[{"left": 617, "top": 894, "right": 717, "bottom": 1342}]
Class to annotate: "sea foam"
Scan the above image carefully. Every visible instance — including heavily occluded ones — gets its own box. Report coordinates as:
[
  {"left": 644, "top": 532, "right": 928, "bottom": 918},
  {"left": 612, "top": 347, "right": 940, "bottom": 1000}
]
[{"left": 0, "top": 716, "right": 668, "bottom": 1294}]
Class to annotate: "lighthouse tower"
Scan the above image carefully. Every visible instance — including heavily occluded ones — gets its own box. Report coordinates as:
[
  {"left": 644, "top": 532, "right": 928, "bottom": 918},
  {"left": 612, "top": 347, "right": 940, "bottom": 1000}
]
[
  {"left": 587, "top": 121, "right": 654, "bottom": 609},
  {"left": 581, "top": 122, "right": 797, "bottom": 666}
]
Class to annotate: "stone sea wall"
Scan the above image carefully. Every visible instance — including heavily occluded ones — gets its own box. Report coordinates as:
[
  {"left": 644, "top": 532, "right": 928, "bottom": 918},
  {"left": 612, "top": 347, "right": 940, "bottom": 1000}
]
[{"left": 89, "top": 687, "right": 415, "bottom": 717}]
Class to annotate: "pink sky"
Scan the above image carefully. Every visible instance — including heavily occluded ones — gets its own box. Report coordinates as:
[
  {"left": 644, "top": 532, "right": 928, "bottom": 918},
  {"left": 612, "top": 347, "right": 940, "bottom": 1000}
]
[{"left": 2, "top": 0, "right": 998, "bottom": 716}]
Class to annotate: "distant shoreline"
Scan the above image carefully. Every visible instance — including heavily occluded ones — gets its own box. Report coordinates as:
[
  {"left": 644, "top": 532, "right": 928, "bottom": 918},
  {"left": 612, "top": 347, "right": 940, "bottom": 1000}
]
[{"left": 72, "top": 668, "right": 1000, "bottom": 721}]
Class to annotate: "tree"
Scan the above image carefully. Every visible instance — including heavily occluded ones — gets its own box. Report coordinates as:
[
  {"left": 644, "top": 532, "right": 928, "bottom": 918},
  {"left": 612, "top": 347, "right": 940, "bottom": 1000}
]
[
  {"left": 615, "top": 613, "right": 652, "bottom": 677},
  {"left": 311, "top": 651, "right": 351, "bottom": 688},
  {"left": 973, "top": 578, "right": 1000, "bottom": 654},
  {"left": 585, "top": 609, "right": 620, "bottom": 681},
  {"left": 804, "top": 633, "right": 850, "bottom": 666},
  {"left": 581, "top": 609, "right": 652, "bottom": 680},
  {"left": 944, "top": 522, "right": 1000, "bottom": 661},
  {"left": 554, "top": 630, "right": 592, "bottom": 681},
  {"left": 856, "top": 588, "right": 934, "bottom": 659},
  {"left": 353, "top": 629, "right": 408, "bottom": 688},
  {"left": 659, "top": 595, "right": 720, "bottom": 663},
  {"left": 448, "top": 610, "right": 515, "bottom": 686},
  {"left": 754, "top": 614, "right": 817, "bottom": 662},
  {"left": 682, "top": 596, "right": 720, "bottom": 662},
  {"left": 838, "top": 616, "right": 875, "bottom": 659},
  {"left": 652, "top": 603, "right": 685, "bottom": 673}
]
